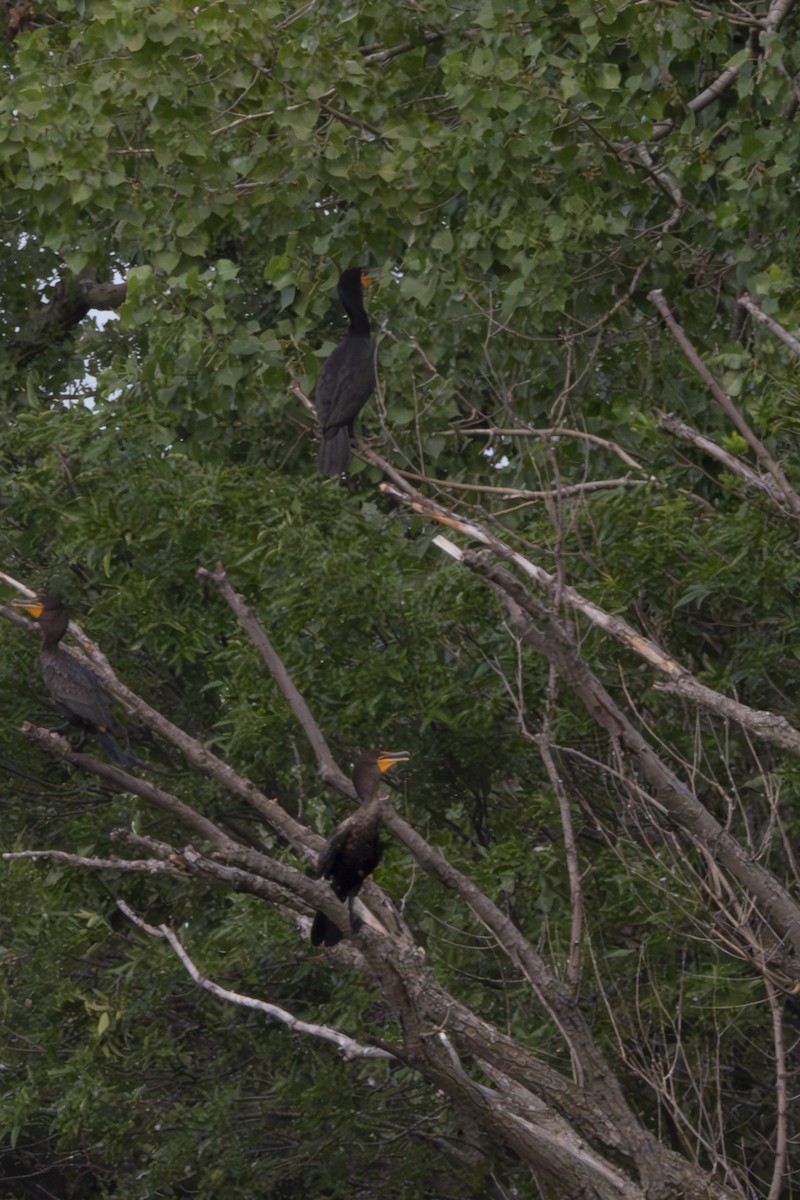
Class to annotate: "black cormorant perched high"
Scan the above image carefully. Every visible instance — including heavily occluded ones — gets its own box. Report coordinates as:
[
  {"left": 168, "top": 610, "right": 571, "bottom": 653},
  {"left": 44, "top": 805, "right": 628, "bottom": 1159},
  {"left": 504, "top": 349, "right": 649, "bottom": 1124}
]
[
  {"left": 13, "top": 593, "right": 141, "bottom": 767},
  {"left": 310, "top": 748, "right": 411, "bottom": 947},
  {"left": 315, "top": 267, "right": 376, "bottom": 477}
]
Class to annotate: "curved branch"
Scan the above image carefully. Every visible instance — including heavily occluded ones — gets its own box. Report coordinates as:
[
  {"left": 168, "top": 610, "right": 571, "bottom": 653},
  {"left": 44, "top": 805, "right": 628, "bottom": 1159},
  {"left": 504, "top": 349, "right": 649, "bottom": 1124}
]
[
  {"left": 392, "top": 471, "right": 647, "bottom": 500},
  {"left": 117, "top": 901, "right": 393, "bottom": 1061}
]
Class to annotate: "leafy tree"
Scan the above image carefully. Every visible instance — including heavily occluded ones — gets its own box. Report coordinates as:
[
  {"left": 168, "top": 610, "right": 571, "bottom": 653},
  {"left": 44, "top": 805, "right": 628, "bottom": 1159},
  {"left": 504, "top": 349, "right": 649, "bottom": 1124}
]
[{"left": 2, "top": 1, "right": 800, "bottom": 1197}]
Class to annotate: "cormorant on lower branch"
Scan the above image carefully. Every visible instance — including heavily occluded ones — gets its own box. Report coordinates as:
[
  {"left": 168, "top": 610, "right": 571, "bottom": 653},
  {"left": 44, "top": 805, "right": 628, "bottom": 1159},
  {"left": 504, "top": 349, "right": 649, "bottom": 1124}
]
[
  {"left": 315, "top": 267, "right": 376, "bottom": 478},
  {"left": 310, "top": 749, "right": 411, "bottom": 947},
  {"left": 13, "top": 593, "right": 142, "bottom": 768}
]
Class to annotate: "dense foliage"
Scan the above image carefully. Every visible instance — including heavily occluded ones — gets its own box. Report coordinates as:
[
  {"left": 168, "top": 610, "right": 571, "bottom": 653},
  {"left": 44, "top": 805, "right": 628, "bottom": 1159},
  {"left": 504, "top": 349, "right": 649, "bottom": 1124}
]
[{"left": 2, "top": 1, "right": 800, "bottom": 1197}]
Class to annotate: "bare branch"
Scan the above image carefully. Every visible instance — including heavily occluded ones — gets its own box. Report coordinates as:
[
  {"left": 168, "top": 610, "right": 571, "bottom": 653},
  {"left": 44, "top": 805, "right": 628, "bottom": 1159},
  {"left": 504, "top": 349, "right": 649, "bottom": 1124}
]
[
  {"left": 20, "top": 723, "right": 238, "bottom": 852},
  {"left": 765, "top": 976, "right": 788, "bottom": 1200},
  {"left": 648, "top": 289, "right": 800, "bottom": 520},
  {"left": 538, "top": 704, "right": 584, "bottom": 996},
  {"left": 6, "top": 589, "right": 324, "bottom": 858},
  {"left": 435, "top": 426, "right": 643, "bottom": 471},
  {"left": 196, "top": 563, "right": 345, "bottom": 788},
  {"left": 117, "top": 901, "right": 392, "bottom": 1061},
  {"left": 462, "top": 553, "right": 800, "bottom": 976},
  {"left": 192, "top": 563, "right": 638, "bottom": 1103},
  {"left": 658, "top": 412, "right": 787, "bottom": 504},
  {"left": 392, "top": 470, "right": 648, "bottom": 501},
  {"left": 361, "top": 29, "right": 444, "bottom": 65},
  {"left": 3, "top": 848, "right": 184, "bottom": 875},
  {"left": 18, "top": 725, "right": 359, "bottom": 935},
  {"left": 377, "top": 478, "right": 800, "bottom": 761},
  {"left": 194, "top": 564, "right": 412, "bottom": 942},
  {"left": 378, "top": 797, "right": 611, "bottom": 1091},
  {"left": 646, "top": 0, "right": 798, "bottom": 141},
  {"left": 738, "top": 292, "right": 800, "bottom": 359}
]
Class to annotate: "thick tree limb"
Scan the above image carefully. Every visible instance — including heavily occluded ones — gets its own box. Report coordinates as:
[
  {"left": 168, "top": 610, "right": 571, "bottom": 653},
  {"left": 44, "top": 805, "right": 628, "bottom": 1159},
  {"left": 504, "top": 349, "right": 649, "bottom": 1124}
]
[{"left": 194, "top": 565, "right": 695, "bottom": 1181}]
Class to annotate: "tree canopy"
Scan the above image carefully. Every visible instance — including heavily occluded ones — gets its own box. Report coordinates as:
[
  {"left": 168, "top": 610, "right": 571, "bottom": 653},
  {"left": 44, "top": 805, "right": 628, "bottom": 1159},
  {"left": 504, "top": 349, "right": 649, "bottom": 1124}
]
[{"left": 3, "top": 1, "right": 800, "bottom": 1197}]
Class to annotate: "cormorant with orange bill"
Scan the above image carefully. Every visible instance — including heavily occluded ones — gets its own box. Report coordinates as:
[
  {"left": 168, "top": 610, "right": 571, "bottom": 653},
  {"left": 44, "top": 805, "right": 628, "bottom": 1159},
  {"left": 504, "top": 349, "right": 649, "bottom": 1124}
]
[
  {"left": 13, "top": 594, "right": 143, "bottom": 768},
  {"left": 310, "top": 749, "right": 411, "bottom": 947},
  {"left": 315, "top": 267, "right": 376, "bottom": 477}
]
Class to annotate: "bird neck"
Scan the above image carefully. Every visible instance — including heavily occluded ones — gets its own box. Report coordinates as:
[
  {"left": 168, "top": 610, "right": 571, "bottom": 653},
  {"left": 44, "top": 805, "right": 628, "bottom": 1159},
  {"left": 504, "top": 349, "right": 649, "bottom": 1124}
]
[
  {"left": 342, "top": 296, "right": 370, "bottom": 338},
  {"left": 41, "top": 615, "right": 68, "bottom": 650},
  {"left": 352, "top": 791, "right": 382, "bottom": 829}
]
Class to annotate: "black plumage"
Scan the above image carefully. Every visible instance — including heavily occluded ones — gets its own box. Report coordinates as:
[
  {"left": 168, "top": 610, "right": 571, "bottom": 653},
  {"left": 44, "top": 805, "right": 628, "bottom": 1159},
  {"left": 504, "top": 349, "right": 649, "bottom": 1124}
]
[
  {"left": 315, "top": 267, "right": 376, "bottom": 477},
  {"left": 14, "top": 593, "right": 142, "bottom": 767},
  {"left": 310, "top": 749, "right": 411, "bottom": 947}
]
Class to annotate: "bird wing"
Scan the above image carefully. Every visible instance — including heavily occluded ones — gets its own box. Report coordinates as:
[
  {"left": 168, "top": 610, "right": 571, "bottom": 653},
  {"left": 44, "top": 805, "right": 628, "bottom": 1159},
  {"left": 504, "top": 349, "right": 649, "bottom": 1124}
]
[
  {"left": 315, "top": 822, "right": 353, "bottom": 880},
  {"left": 315, "top": 336, "right": 375, "bottom": 435},
  {"left": 43, "top": 652, "right": 116, "bottom": 730}
]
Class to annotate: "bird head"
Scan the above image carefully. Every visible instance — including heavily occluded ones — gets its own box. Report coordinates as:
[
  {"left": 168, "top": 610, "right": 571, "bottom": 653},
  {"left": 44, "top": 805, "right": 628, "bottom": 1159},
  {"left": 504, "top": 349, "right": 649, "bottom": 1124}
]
[
  {"left": 11, "top": 593, "right": 66, "bottom": 620},
  {"left": 11, "top": 593, "right": 69, "bottom": 640},
  {"left": 353, "top": 749, "right": 411, "bottom": 802}
]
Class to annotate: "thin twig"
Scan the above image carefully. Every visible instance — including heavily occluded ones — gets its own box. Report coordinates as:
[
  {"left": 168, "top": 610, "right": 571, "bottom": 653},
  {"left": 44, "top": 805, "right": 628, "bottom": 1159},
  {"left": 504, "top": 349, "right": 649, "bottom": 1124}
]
[
  {"left": 361, "top": 30, "right": 444, "bottom": 65},
  {"left": 433, "top": 427, "right": 643, "bottom": 471},
  {"left": 765, "top": 975, "right": 788, "bottom": 1200},
  {"left": 538, "top": 706, "right": 584, "bottom": 997},
  {"left": 393, "top": 471, "right": 647, "bottom": 500}
]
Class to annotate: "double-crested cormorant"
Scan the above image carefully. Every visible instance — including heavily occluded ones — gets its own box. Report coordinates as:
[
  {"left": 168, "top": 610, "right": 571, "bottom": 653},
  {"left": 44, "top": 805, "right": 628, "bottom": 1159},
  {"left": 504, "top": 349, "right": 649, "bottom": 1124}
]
[
  {"left": 13, "top": 593, "right": 141, "bottom": 767},
  {"left": 310, "top": 748, "right": 411, "bottom": 947},
  {"left": 315, "top": 267, "right": 376, "bottom": 477}
]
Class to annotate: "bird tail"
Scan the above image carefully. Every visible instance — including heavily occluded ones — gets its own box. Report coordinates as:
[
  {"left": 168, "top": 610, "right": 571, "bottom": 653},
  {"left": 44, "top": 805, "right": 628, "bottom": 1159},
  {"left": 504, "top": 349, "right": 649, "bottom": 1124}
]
[
  {"left": 310, "top": 910, "right": 344, "bottom": 947},
  {"left": 317, "top": 427, "right": 351, "bottom": 477},
  {"left": 96, "top": 730, "right": 148, "bottom": 770}
]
